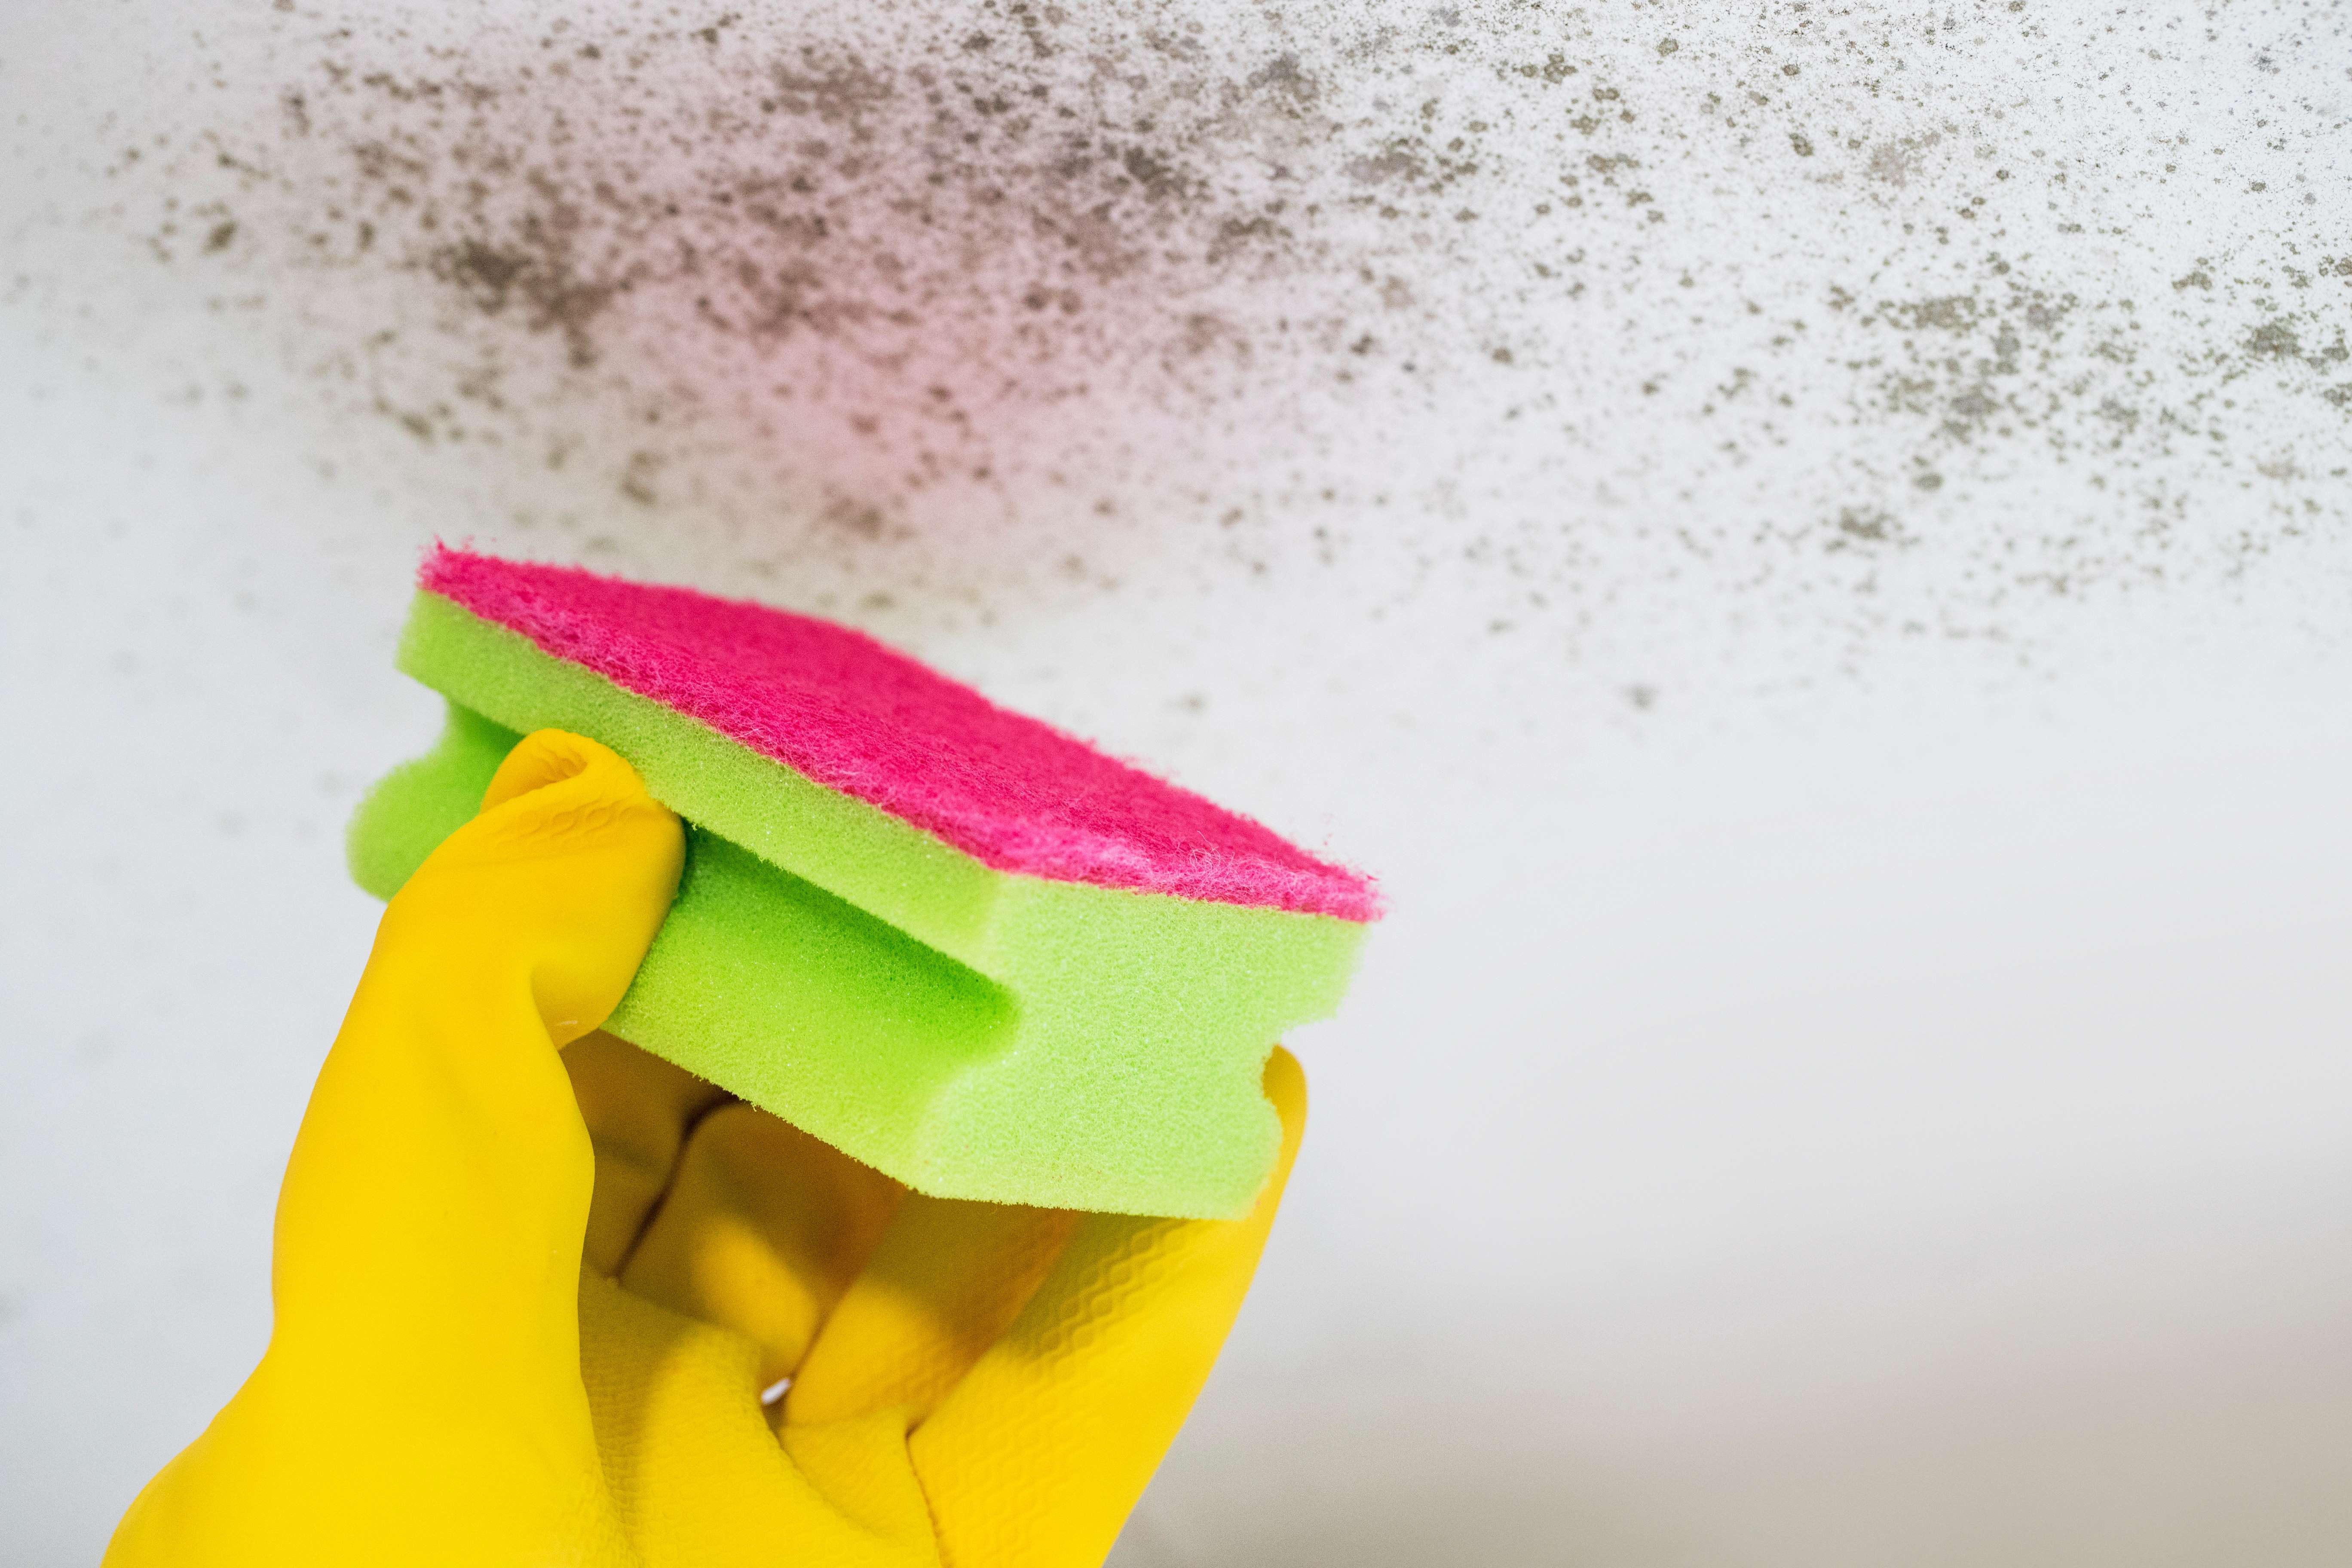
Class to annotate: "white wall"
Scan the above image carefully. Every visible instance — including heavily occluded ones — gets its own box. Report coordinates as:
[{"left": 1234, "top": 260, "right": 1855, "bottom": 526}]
[{"left": 4, "top": 0, "right": 2348, "bottom": 1562}]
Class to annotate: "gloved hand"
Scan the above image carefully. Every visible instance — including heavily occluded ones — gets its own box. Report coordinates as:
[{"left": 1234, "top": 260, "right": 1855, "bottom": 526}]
[{"left": 104, "top": 729, "right": 1306, "bottom": 1568}]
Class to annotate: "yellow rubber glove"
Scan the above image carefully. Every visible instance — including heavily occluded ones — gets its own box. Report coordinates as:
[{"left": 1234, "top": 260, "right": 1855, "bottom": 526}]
[{"left": 105, "top": 729, "right": 1307, "bottom": 1568}]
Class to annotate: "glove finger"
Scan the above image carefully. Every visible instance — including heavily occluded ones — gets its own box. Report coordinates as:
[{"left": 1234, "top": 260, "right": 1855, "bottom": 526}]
[
  {"left": 908, "top": 1047, "right": 1307, "bottom": 1568},
  {"left": 577, "top": 1273, "right": 938, "bottom": 1568},
  {"left": 565, "top": 1031, "right": 735, "bottom": 1277},
  {"left": 618, "top": 1103, "right": 904, "bottom": 1389},
  {"left": 783, "top": 1196, "right": 1078, "bottom": 1431}
]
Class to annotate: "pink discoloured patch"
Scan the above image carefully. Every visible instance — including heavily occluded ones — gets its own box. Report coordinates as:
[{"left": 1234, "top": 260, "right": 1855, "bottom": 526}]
[{"left": 420, "top": 547, "right": 1379, "bottom": 921}]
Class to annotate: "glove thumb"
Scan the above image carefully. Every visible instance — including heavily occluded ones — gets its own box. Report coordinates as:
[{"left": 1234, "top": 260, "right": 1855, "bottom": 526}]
[{"left": 105, "top": 731, "right": 680, "bottom": 1565}]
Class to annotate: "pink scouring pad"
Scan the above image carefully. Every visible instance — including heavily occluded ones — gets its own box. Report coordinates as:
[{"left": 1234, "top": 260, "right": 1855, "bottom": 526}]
[{"left": 349, "top": 548, "right": 1377, "bottom": 1217}]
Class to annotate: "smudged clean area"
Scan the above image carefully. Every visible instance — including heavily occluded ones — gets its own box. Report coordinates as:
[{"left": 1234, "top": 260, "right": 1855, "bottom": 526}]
[{"left": 5, "top": 0, "right": 2351, "bottom": 1563}]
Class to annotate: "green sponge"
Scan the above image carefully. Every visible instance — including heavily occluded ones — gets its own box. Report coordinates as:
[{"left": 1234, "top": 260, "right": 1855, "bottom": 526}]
[{"left": 348, "top": 550, "right": 1376, "bottom": 1218}]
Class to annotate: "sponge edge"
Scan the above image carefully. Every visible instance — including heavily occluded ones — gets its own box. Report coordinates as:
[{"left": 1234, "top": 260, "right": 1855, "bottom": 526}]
[
  {"left": 350, "top": 579, "right": 1373, "bottom": 1219},
  {"left": 348, "top": 703, "right": 520, "bottom": 898}
]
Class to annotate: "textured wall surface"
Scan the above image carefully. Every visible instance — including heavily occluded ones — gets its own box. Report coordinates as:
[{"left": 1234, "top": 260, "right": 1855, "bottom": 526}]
[{"left": 5, "top": 1, "right": 2349, "bottom": 1562}]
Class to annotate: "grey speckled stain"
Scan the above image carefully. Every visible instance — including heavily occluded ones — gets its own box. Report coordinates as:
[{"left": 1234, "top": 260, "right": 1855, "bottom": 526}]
[{"left": 106, "top": 0, "right": 2352, "bottom": 696}]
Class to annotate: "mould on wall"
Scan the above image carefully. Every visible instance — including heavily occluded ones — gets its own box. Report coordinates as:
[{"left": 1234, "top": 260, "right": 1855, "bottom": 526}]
[{"left": 97, "top": 0, "right": 2352, "bottom": 705}]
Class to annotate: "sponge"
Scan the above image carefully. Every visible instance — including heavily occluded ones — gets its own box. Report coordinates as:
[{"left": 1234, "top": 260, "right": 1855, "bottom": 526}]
[{"left": 349, "top": 548, "right": 1376, "bottom": 1218}]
